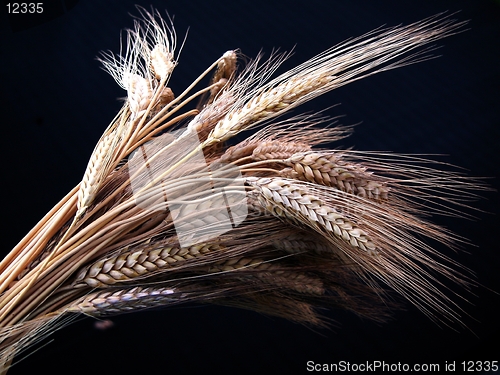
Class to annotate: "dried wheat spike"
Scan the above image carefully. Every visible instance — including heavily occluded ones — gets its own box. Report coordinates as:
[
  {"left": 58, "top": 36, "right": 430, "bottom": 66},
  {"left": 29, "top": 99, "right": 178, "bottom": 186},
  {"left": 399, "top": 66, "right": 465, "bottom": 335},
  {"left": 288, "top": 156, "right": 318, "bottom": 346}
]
[
  {"left": 206, "top": 74, "right": 333, "bottom": 145},
  {"left": 252, "top": 140, "right": 311, "bottom": 161},
  {"left": 219, "top": 139, "right": 260, "bottom": 163},
  {"left": 207, "top": 257, "right": 325, "bottom": 295},
  {"left": 203, "top": 15, "right": 466, "bottom": 147},
  {"left": 186, "top": 90, "right": 236, "bottom": 138},
  {"left": 98, "top": 7, "right": 178, "bottom": 119},
  {"left": 67, "top": 286, "right": 179, "bottom": 315},
  {"left": 158, "top": 86, "right": 175, "bottom": 106},
  {"left": 271, "top": 232, "right": 334, "bottom": 255},
  {"left": 76, "top": 132, "right": 116, "bottom": 217},
  {"left": 73, "top": 242, "right": 224, "bottom": 288},
  {"left": 150, "top": 44, "right": 175, "bottom": 81},
  {"left": 66, "top": 282, "right": 239, "bottom": 317},
  {"left": 207, "top": 50, "right": 237, "bottom": 103},
  {"left": 246, "top": 176, "right": 377, "bottom": 252},
  {"left": 284, "top": 152, "right": 390, "bottom": 201}
]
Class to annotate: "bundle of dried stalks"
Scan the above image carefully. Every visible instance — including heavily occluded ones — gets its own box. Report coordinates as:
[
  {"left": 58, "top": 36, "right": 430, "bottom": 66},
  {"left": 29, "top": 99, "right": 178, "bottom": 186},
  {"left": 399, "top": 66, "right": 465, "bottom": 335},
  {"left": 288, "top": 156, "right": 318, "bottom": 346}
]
[{"left": 0, "top": 8, "right": 486, "bottom": 372}]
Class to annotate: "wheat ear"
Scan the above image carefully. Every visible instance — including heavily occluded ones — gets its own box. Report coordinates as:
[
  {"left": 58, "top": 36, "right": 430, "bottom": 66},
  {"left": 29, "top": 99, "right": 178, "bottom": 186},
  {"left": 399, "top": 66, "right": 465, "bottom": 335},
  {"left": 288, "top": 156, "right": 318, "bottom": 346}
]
[
  {"left": 207, "top": 257, "right": 325, "bottom": 295},
  {"left": 203, "top": 14, "right": 466, "bottom": 146},
  {"left": 245, "top": 177, "right": 377, "bottom": 252},
  {"left": 73, "top": 242, "right": 224, "bottom": 288},
  {"left": 283, "top": 152, "right": 390, "bottom": 201}
]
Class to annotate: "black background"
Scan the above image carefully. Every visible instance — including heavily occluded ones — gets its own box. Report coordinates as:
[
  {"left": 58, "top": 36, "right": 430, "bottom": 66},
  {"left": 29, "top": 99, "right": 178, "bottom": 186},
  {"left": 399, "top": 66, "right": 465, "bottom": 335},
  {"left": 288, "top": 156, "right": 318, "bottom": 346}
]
[{"left": 1, "top": 0, "right": 499, "bottom": 374}]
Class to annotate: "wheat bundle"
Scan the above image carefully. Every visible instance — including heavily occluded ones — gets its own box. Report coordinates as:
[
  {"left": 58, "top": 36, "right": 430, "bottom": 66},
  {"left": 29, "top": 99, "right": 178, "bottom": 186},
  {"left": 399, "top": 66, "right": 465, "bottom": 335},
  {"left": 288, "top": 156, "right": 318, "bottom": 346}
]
[{"left": 0, "top": 8, "right": 486, "bottom": 372}]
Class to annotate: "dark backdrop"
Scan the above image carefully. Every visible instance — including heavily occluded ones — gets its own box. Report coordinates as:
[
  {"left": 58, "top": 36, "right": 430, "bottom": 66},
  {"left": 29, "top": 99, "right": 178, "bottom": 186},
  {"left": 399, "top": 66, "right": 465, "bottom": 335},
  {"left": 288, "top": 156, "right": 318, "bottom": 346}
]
[{"left": 1, "top": 1, "right": 499, "bottom": 374}]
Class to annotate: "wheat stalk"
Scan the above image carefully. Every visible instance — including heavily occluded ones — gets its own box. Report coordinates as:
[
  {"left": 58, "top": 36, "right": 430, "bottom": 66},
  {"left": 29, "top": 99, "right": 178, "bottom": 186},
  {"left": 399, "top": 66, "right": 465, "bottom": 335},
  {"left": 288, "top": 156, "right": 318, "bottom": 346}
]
[{"left": 0, "top": 9, "right": 485, "bottom": 372}]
